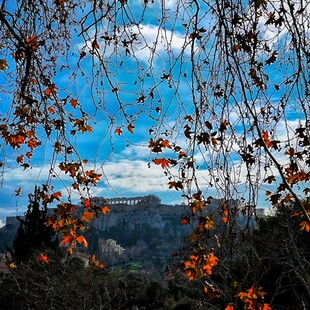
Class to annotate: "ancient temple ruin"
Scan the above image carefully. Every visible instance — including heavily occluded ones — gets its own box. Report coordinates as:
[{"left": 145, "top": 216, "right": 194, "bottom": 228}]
[{"left": 91, "top": 195, "right": 160, "bottom": 207}]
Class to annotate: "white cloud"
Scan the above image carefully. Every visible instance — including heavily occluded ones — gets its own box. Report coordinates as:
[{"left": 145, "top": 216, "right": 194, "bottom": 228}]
[
  {"left": 81, "top": 22, "right": 189, "bottom": 64},
  {"left": 157, "top": 0, "right": 178, "bottom": 10},
  {"left": 258, "top": 0, "right": 310, "bottom": 45},
  {"left": 132, "top": 24, "right": 189, "bottom": 62},
  {"left": 102, "top": 158, "right": 173, "bottom": 193}
]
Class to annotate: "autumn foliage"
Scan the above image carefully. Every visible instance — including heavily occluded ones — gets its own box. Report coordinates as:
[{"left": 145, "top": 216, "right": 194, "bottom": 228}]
[{"left": 1, "top": 0, "right": 310, "bottom": 307}]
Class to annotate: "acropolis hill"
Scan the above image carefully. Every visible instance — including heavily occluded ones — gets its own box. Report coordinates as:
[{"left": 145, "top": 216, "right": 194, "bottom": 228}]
[
  {"left": 4, "top": 194, "right": 265, "bottom": 228},
  {"left": 90, "top": 195, "right": 187, "bottom": 231}
]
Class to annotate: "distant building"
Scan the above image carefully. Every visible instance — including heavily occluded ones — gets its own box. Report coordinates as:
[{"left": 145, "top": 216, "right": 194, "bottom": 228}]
[
  {"left": 92, "top": 195, "right": 160, "bottom": 207},
  {"left": 98, "top": 238, "right": 125, "bottom": 256}
]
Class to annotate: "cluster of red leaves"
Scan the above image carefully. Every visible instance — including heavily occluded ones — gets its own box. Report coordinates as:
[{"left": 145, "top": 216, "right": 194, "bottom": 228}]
[
  {"left": 225, "top": 286, "right": 272, "bottom": 310},
  {"left": 47, "top": 198, "right": 109, "bottom": 256},
  {"left": 44, "top": 84, "right": 58, "bottom": 97},
  {"left": 113, "top": 123, "right": 135, "bottom": 136},
  {"left": 1, "top": 126, "right": 41, "bottom": 155},
  {"left": 183, "top": 252, "right": 218, "bottom": 281},
  {"left": 58, "top": 162, "right": 102, "bottom": 189},
  {"left": 70, "top": 118, "right": 93, "bottom": 134},
  {"left": 148, "top": 137, "right": 171, "bottom": 153},
  {"left": 292, "top": 203, "right": 310, "bottom": 232},
  {"left": 0, "top": 84, "right": 89, "bottom": 174},
  {"left": 190, "top": 199, "right": 206, "bottom": 214},
  {"left": 251, "top": 125, "right": 310, "bottom": 235},
  {"left": 26, "top": 36, "right": 40, "bottom": 51},
  {"left": 0, "top": 37, "right": 109, "bottom": 265}
]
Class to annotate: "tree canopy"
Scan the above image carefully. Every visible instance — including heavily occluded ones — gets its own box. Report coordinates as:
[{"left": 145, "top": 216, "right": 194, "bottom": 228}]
[
  {"left": 11, "top": 187, "right": 58, "bottom": 263},
  {"left": 0, "top": 0, "right": 310, "bottom": 308}
]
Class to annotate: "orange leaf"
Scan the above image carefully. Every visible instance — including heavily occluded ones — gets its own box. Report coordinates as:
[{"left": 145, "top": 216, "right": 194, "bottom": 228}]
[
  {"left": 60, "top": 234, "right": 73, "bottom": 245},
  {"left": 222, "top": 216, "right": 228, "bottom": 223},
  {"left": 26, "top": 152, "right": 32, "bottom": 159},
  {"left": 69, "top": 98, "right": 79, "bottom": 108},
  {"left": 37, "top": 253, "right": 48, "bottom": 263},
  {"left": 114, "top": 127, "right": 122, "bottom": 135},
  {"left": 225, "top": 305, "right": 234, "bottom": 310},
  {"left": 262, "top": 131, "right": 272, "bottom": 147},
  {"left": 0, "top": 59, "right": 8, "bottom": 70},
  {"left": 83, "top": 199, "right": 91, "bottom": 208},
  {"left": 85, "top": 125, "right": 93, "bottom": 133},
  {"left": 26, "top": 35, "right": 36, "bottom": 43},
  {"left": 9, "top": 134, "right": 25, "bottom": 147},
  {"left": 233, "top": 44, "right": 240, "bottom": 52},
  {"left": 285, "top": 147, "right": 295, "bottom": 156},
  {"left": 153, "top": 158, "right": 170, "bottom": 169},
  {"left": 204, "top": 217, "right": 215, "bottom": 229},
  {"left": 48, "top": 106, "right": 55, "bottom": 114},
  {"left": 101, "top": 206, "right": 110, "bottom": 214},
  {"left": 82, "top": 211, "right": 95, "bottom": 222},
  {"left": 28, "top": 138, "right": 39, "bottom": 150},
  {"left": 72, "top": 182, "right": 79, "bottom": 190},
  {"left": 300, "top": 220, "right": 310, "bottom": 232},
  {"left": 76, "top": 235, "right": 88, "bottom": 247},
  {"left": 54, "top": 0, "right": 66, "bottom": 7},
  {"left": 85, "top": 170, "right": 101, "bottom": 183},
  {"left": 291, "top": 211, "right": 301, "bottom": 217},
  {"left": 179, "top": 217, "right": 190, "bottom": 225},
  {"left": 26, "top": 130, "right": 35, "bottom": 138},
  {"left": 211, "top": 137, "right": 218, "bottom": 146},
  {"left": 220, "top": 121, "right": 229, "bottom": 131},
  {"left": 190, "top": 200, "right": 205, "bottom": 214},
  {"left": 51, "top": 191, "right": 62, "bottom": 200},
  {"left": 127, "top": 123, "right": 135, "bottom": 134},
  {"left": 178, "top": 151, "right": 186, "bottom": 158},
  {"left": 44, "top": 84, "right": 58, "bottom": 97},
  {"left": 15, "top": 187, "right": 22, "bottom": 196},
  {"left": 16, "top": 155, "right": 24, "bottom": 163},
  {"left": 92, "top": 40, "right": 100, "bottom": 49},
  {"left": 161, "top": 139, "right": 171, "bottom": 149},
  {"left": 202, "top": 254, "right": 218, "bottom": 275},
  {"left": 90, "top": 254, "right": 105, "bottom": 269}
]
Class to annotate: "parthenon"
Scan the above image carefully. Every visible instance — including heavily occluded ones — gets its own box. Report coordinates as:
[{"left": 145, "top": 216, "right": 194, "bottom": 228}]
[{"left": 91, "top": 195, "right": 160, "bottom": 207}]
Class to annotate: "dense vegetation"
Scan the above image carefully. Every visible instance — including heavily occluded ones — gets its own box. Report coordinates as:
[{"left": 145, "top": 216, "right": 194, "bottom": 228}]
[{"left": 1, "top": 202, "right": 310, "bottom": 309}]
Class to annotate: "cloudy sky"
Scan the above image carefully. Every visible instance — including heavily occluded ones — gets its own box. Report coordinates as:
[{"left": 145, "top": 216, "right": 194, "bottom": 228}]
[
  {"left": 0, "top": 0, "right": 199, "bottom": 224},
  {"left": 0, "top": 0, "right": 307, "bottom": 226}
]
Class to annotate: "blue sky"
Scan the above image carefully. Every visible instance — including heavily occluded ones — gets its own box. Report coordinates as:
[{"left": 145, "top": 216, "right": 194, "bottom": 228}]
[
  {"left": 0, "top": 0, "right": 309, "bottom": 227},
  {"left": 0, "top": 1, "right": 195, "bottom": 223}
]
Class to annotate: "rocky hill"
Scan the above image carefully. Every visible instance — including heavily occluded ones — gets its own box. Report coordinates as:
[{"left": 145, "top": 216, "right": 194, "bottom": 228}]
[{"left": 87, "top": 196, "right": 192, "bottom": 266}]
